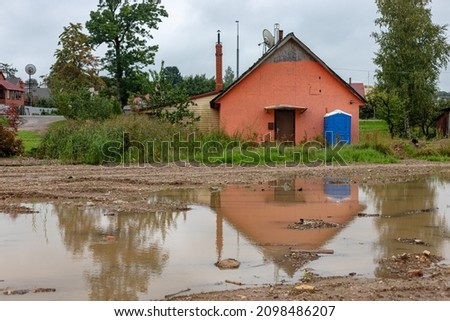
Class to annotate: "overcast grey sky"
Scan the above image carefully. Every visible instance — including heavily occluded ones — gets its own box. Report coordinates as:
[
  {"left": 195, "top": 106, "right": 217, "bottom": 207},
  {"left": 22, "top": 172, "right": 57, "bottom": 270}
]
[{"left": 2, "top": 0, "right": 450, "bottom": 90}]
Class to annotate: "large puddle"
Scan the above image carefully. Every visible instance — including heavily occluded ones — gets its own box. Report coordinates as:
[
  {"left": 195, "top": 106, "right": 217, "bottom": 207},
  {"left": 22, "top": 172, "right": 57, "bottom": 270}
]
[{"left": 1, "top": 177, "right": 450, "bottom": 300}]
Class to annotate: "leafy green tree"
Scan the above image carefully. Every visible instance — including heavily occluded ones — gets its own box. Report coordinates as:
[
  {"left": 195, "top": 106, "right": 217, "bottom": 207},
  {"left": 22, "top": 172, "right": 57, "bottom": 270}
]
[
  {"left": 49, "top": 23, "right": 104, "bottom": 93},
  {"left": 48, "top": 23, "right": 119, "bottom": 120},
  {"left": 181, "top": 74, "right": 215, "bottom": 96},
  {"left": 135, "top": 63, "right": 199, "bottom": 125},
  {"left": 373, "top": 0, "right": 450, "bottom": 137},
  {"left": 0, "top": 63, "right": 17, "bottom": 78},
  {"left": 164, "top": 66, "right": 183, "bottom": 87},
  {"left": 367, "top": 87, "right": 406, "bottom": 138},
  {"left": 223, "top": 66, "right": 235, "bottom": 88},
  {"left": 86, "top": 0, "right": 168, "bottom": 106}
]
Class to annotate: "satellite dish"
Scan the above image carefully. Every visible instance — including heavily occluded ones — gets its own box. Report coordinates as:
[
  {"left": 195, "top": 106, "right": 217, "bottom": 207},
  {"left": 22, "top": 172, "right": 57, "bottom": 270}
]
[
  {"left": 25, "top": 64, "right": 36, "bottom": 76},
  {"left": 263, "top": 29, "right": 275, "bottom": 48}
]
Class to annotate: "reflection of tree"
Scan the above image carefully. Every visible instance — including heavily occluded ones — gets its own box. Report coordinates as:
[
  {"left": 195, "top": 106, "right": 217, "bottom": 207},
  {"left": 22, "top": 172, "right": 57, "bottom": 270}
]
[
  {"left": 361, "top": 179, "right": 448, "bottom": 277},
  {"left": 53, "top": 203, "right": 183, "bottom": 300}
]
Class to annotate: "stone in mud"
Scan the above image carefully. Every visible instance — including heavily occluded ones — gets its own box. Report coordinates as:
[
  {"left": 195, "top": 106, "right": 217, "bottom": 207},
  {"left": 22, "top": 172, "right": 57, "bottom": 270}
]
[
  {"left": 293, "top": 285, "right": 316, "bottom": 292},
  {"left": 33, "top": 288, "right": 56, "bottom": 293},
  {"left": 288, "top": 219, "right": 342, "bottom": 230},
  {"left": 215, "top": 258, "right": 240, "bottom": 270},
  {"left": 407, "top": 269, "right": 424, "bottom": 277},
  {"left": 3, "top": 289, "right": 29, "bottom": 295}
]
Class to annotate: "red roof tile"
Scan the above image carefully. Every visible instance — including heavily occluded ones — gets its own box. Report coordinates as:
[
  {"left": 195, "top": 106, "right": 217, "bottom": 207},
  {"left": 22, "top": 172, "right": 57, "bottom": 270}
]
[
  {"left": 0, "top": 80, "right": 24, "bottom": 92},
  {"left": 350, "top": 83, "right": 365, "bottom": 99}
]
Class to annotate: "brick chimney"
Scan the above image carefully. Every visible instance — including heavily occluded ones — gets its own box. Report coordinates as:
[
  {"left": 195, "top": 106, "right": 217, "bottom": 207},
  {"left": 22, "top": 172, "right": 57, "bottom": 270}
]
[
  {"left": 215, "top": 30, "right": 224, "bottom": 91},
  {"left": 278, "top": 29, "right": 284, "bottom": 42}
]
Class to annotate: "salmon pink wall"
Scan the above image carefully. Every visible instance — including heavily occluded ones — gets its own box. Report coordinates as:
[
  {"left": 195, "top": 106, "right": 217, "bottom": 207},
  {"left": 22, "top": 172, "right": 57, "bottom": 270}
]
[{"left": 217, "top": 60, "right": 364, "bottom": 144}]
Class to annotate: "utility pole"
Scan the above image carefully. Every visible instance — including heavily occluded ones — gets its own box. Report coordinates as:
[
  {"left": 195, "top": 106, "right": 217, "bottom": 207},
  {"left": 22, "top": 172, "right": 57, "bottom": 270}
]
[{"left": 236, "top": 20, "right": 240, "bottom": 79}]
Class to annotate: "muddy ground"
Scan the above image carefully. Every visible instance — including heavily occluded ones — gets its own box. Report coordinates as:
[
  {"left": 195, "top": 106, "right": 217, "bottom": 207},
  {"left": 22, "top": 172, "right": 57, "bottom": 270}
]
[{"left": 1, "top": 158, "right": 450, "bottom": 300}]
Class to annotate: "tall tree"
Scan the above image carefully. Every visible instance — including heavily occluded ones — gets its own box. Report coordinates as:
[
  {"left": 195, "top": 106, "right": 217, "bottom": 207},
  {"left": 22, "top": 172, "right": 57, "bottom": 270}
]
[
  {"left": 49, "top": 22, "right": 103, "bottom": 93},
  {"left": 223, "top": 66, "right": 235, "bottom": 88},
  {"left": 86, "top": 0, "right": 168, "bottom": 106},
  {"left": 49, "top": 23, "right": 119, "bottom": 120},
  {"left": 0, "top": 63, "right": 17, "bottom": 78},
  {"left": 373, "top": 0, "right": 450, "bottom": 137},
  {"left": 164, "top": 66, "right": 183, "bottom": 87}
]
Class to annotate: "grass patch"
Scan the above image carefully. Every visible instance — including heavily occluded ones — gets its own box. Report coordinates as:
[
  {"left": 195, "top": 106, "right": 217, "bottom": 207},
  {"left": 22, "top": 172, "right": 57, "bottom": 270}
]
[
  {"left": 0, "top": 116, "right": 8, "bottom": 127},
  {"left": 334, "top": 145, "right": 398, "bottom": 164},
  {"left": 35, "top": 116, "right": 450, "bottom": 165},
  {"left": 359, "top": 119, "right": 389, "bottom": 134},
  {"left": 17, "top": 131, "right": 43, "bottom": 154}
]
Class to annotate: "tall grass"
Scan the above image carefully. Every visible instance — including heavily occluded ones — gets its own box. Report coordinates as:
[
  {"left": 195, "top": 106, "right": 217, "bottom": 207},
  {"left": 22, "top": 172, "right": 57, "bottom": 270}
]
[
  {"left": 39, "top": 117, "right": 450, "bottom": 165},
  {"left": 37, "top": 115, "right": 195, "bottom": 164}
]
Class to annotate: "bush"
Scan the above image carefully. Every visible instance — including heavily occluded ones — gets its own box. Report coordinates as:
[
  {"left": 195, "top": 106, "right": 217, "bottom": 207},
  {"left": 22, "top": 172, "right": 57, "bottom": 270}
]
[
  {"left": 0, "top": 124, "right": 23, "bottom": 157},
  {"left": 53, "top": 87, "right": 121, "bottom": 121}
]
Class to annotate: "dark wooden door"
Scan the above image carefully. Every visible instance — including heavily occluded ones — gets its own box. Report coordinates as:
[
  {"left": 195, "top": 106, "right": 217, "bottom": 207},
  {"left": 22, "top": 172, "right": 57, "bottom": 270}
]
[{"left": 275, "top": 110, "right": 295, "bottom": 141}]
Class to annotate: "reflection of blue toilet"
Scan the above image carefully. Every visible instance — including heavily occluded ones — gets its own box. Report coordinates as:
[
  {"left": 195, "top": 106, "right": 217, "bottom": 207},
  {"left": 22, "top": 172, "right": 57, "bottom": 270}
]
[{"left": 324, "top": 178, "right": 351, "bottom": 202}]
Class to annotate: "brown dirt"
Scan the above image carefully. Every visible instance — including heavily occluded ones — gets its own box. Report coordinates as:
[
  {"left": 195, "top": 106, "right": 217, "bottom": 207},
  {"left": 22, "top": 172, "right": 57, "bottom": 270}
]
[{"left": 1, "top": 158, "right": 450, "bottom": 300}]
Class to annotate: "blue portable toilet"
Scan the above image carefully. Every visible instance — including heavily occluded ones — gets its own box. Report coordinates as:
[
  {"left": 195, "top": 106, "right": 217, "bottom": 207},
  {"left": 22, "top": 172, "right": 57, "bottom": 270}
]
[{"left": 324, "top": 109, "right": 352, "bottom": 145}]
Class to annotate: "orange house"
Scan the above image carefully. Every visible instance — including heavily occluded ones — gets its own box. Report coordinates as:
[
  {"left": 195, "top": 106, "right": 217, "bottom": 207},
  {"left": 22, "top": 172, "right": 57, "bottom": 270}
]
[
  {"left": 0, "top": 71, "right": 25, "bottom": 109},
  {"left": 209, "top": 32, "right": 366, "bottom": 144}
]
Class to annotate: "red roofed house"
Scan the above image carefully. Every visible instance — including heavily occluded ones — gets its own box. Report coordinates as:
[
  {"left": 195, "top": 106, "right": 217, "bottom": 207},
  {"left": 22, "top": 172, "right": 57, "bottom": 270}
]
[
  {"left": 0, "top": 71, "right": 25, "bottom": 109},
  {"left": 191, "top": 31, "right": 366, "bottom": 144}
]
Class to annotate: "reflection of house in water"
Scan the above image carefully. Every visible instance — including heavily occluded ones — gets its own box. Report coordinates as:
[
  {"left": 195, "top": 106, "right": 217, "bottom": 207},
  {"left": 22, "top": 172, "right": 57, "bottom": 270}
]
[
  {"left": 155, "top": 180, "right": 364, "bottom": 276},
  {"left": 210, "top": 179, "right": 365, "bottom": 276}
]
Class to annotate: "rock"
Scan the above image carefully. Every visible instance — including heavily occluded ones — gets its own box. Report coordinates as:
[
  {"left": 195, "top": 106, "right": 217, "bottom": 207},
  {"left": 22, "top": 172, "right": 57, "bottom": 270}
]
[
  {"left": 215, "top": 258, "right": 240, "bottom": 270},
  {"left": 105, "top": 235, "right": 116, "bottom": 241},
  {"left": 407, "top": 269, "right": 424, "bottom": 277},
  {"left": 423, "top": 250, "right": 431, "bottom": 257},
  {"left": 3, "top": 289, "right": 29, "bottom": 295},
  {"left": 33, "top": 288, "right": 56, "bottom": 293},
  {"left": 400, "top": 253, "right": 409, "bottom": 260},
  {"left": 293, "top": 285, "right": 316, "bottom": 292},
  {"left": 288, "top": 219, "right": 342, "bottom": 230},
  {"left": 86, "top": 201, "right": 94, "bottom": 207},
  {"left": 358, "top": 213, "right": 380, "bottom": 217}
]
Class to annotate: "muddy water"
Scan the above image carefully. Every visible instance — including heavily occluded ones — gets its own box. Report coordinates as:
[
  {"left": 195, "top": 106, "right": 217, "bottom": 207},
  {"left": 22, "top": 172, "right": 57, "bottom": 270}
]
[{"left": 1, "top": 178, "right": 450, "bottom": 300}]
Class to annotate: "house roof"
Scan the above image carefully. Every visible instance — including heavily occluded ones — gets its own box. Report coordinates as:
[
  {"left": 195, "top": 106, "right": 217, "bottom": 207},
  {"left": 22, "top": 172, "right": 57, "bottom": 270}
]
[
  {"left": 191, "top": 90, "right": 221, "bottom": 100},
  {"left": 350, "top": 83, "right": 365, "bottom": 99},
  {"left": 211, "top": 32, "right": 367, "bottom": 108},
  {"left": 32, "top": 87, "right": 51, "bottom": 99},
  {"left": 6, "top": 77, "right": 22, "bottom": 85},
  {"left": 0, "top": 79, "right": 24, "bottom": 92}
]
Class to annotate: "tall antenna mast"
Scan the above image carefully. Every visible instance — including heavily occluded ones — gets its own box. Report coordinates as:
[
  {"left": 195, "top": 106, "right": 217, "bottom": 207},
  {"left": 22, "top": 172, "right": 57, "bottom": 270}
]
[{"left": 236, "top": 20, "right": 240, "bottom": 79}]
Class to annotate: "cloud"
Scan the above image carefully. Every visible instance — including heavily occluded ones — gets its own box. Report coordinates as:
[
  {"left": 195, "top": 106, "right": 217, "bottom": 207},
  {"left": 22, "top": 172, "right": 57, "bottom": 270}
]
[{"left": 1, "top": 0, "right": 449, "bottom": 89}]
